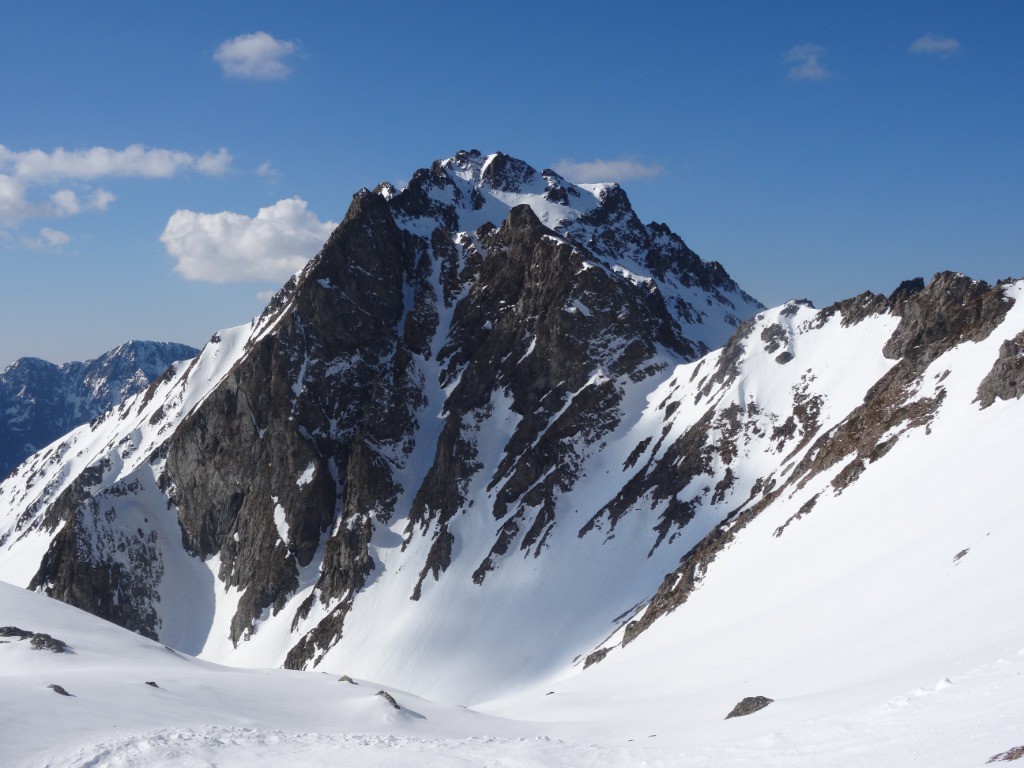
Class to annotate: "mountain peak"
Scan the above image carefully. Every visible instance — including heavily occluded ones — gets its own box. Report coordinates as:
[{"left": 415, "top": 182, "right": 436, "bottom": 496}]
[
  {"left": 0, "top": 150, "right": 765, "bottom": 701},
  {"left": 375, "top": 150, "right": 762, "bottom": 353}
]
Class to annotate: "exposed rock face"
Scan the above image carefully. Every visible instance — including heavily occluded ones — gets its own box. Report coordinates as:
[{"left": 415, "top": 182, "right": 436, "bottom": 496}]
[
  {"left": 988, "top": 745, "right": 1024, "bottom": 763},
  {"left": 976, "top": 331, "right": 1024, "bottom": 408},
  {"left": 0, "top": 625, "right": 64, "bottom": 651},
  {"left": 725, "top": 695, "right": 774, "bottom": 719},
  {"left": 0, "top": 341, "right": 199, "bottom": 478}
]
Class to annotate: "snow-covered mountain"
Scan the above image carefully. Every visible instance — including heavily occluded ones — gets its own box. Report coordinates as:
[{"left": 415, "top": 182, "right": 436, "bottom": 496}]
[
  {"left": 1, "top": 151, "right": 1023, "bottom": 765},
  {"left": 0, "top": 341, "right": 199, "bottom": 478},
  {"left": 0, "top": 150, "right": 763, "bottom": 699}
]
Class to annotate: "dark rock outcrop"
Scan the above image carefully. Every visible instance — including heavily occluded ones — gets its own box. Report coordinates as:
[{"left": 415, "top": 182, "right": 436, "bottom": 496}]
[
  {"left": 725, "top": 696, "right": 774, "bottom": 719},
  {"left": 988, "top": 745, "right": 1024, "bottom": 763},
  {"left": 1, "top": 626, "right": 69, "bottom": 652},
  {"left": 976, "top": 331, "right": 1024, "bottom": 408}
]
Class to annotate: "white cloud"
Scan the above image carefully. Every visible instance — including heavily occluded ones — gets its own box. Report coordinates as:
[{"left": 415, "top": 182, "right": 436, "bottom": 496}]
[
  {"left": 255, "top": 289, "right": 278, "bottom": 302},
  {"left": 1, "top": 175, "right": 114, "bottom": 224},
  {"left": 784, "top": 44, "right": 832, "bottom": 81},
  {"left": 49, "top": 189, "right": 81, "bottom": 216},
  {"left": 0, "top": 144, "right": 227, "bottom": 227},
  {"left": 257, "top": 161, "right": 280, "bottom": 180},
  {"left": 20, "top": 227, "right": 71, "bottom": 250},
  {"left": 40, "top": 227, "right": 70, "bottom": 246},
  {"left": 0, "top": 174, "right": 29, "bottom": 223},
  {"left": 0, "top": 144, "right": 231, "bottom": 183},
  {"left": 551, "top": 157, "right": 664, "bottom": 183},
  {"left": 49, "top": 188, "right": 115, "bottom": 216},
  {"left": 161, "top": 197, "right": 336, "bottom": 283},
  {"left": 910, "top": 33, "right": 961, "bottom": 56},
  {"left": 214, "top": 32, "right": 297, "bottom": 80}
]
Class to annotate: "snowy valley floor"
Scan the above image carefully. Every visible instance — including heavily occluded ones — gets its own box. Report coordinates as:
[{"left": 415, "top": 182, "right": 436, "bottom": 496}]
[{"left": 3, "top": 580, "right": 1023, "bottom": 767}]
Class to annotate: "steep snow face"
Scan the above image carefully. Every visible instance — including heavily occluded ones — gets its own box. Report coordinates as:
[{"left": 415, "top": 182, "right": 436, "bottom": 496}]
[{"left": 0, "top": 341, "right": 199, "bottom": 478}]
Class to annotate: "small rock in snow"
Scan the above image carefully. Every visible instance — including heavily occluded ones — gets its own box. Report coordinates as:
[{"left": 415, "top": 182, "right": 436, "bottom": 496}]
[{"left": 725, "top": 695, "right": 774, "bottom": 719}]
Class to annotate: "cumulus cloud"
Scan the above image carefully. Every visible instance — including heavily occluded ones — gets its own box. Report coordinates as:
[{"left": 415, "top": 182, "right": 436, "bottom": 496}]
[
  {"left": 50, "top": 188, "right": 115, "bottom": 216},
  {"left": 214, "top": 32, "right": 297, "bottom": 80},
  {"left": 784, "top": 44, "right": 832, "bottom": 81},
  {"left": 910, "top": 33, "right": 961, "bottom": 56},
  {"left": 256, "top": 161, "right": 280, "bottom": 180},
  {"left": 551, "top": 157, "right": 664, "bottom": 183},
  {"left": 161, "top": 197, "right": 336, "bottom": 283},
  {"left": 0, "top": 144, "right": 231, "bottom": 183},
  {"left": 0, "top": 144, "right": 229, "bottom": 227},
  {"left": 0, "top": 174, "right": 29, "bottom": 223},
  {"left": 40, "top": 227, "right": 70, "bottom": 246},
  {"left": 1, "top": 173, "right": 114, "bottom": 224},
  {"left": 21, "top": 227, "right": 71, "bottom": 250}
]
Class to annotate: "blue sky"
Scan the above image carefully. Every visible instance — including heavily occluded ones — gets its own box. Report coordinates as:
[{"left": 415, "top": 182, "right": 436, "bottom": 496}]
[{"left": 2, "top": 1, "right": 1021, "bottom": 367}]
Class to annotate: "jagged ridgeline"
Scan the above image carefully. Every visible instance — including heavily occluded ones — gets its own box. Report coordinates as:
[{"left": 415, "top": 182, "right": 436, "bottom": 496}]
[
  {"left": 0, "top": 341, "right": 200, "bottom": 479},
  {"left": 3, "top": 150, "right": 1021, "bottom": 706}
]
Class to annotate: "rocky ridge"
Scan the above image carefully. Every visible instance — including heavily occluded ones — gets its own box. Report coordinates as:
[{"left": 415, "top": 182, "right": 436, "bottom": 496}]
[{"left": 0, "top": 341, "right": 199, "bottom": 478}]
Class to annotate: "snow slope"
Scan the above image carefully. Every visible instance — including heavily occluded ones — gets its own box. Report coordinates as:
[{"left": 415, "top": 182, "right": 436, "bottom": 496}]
[
  {"left": 0, "top": 579, "right": 652, "bottom": 767},
  {"left": 5, "top": 401, "right": 1024, "bottom": 768},
  {"left": 487, "top": 374, "right": 1024, "bottom": 764}
]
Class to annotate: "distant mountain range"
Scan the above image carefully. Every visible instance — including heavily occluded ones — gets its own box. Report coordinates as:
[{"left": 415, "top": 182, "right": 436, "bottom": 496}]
[{"left": 0, "top": 341, "right": 199, "bottom": 478}]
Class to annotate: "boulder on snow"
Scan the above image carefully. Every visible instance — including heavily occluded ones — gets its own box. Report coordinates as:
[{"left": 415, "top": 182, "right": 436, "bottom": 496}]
[
  {"left": 47, "top": 683, "right": 73, "bottom": 697},
  {"left": 338, "top": 675, "right": 357, "bottom": 684},
  {"left": 988, "top": 745, "right": 1024, "bottom": 763},
  {"left": 375, "top": 690, "right": 400, "bottom": 709},
  {"left": 1, "top": 626, "right": 69, "bottom": 652},
  {"left": 29, "top": 632, "right": 68, "bottom": 653},
  {"left": 725, "top": 695, "right": 774, "bottom": 719}
]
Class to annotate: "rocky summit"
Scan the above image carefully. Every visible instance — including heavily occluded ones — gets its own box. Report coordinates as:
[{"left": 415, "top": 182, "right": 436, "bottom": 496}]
[{"left": 0, "top": 152, "right": 1022, "bottom": 710}]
